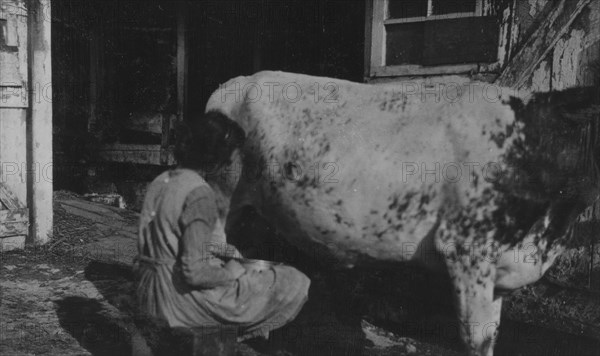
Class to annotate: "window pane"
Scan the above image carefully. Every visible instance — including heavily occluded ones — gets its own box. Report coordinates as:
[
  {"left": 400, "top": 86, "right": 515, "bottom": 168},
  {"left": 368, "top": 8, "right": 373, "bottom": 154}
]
[
  {"left": 388, "top": 0, "right": 428, "bottom": 19},
  {"left": 431, "top": 0, "right": 477, "bottom": 15},
  {"left": 385, "top": 22, "right": 424, "bottom": 65},
  {"left": 423, "top": 17, "right": 498, "bottom": 65}
]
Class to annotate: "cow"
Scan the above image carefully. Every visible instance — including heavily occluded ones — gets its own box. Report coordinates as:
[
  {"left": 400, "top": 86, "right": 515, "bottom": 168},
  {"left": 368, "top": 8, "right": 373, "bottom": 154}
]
[{"left": 204, "top": 71, "right": 599, "bottom": 356}]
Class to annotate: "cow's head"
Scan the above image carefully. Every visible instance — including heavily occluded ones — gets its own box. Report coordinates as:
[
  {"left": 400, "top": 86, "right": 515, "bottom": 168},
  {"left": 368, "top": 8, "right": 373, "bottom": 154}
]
[{"left": 505, "top": 86, "right": 600, "bottom": 205}]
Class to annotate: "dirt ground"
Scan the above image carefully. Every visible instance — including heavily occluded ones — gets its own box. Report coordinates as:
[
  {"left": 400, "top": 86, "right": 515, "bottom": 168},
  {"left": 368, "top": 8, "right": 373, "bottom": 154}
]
[{"left": 1, "top": 192, "right": 599, "bottom": 356}]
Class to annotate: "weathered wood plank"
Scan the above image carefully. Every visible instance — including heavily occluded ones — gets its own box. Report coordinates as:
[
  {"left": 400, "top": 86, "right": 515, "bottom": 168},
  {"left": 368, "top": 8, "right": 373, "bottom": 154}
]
[
  {"left": 0, "top": 220, "right": 27, "bottom": 237},
  {"left": 0, "top": 5, "right": 28, "bottom": 107},
  {"left": 0, "top": 235, "right": 25, "bottom": 251},
  {"left": 497, "top": 0, "right": 592, "bottom": 88},
  {"left": 126, "top": 113, "right": 173, "bottom": 135},
  {"left": 0, "top": 207, "right": 28, "bottom": 222},
  {"left": 0, "top": 182, "right": 24, "bottom": 209},
  {"left": 0, "top": 207, "right": 28, "bottom": 237},
  {"left": 371, "top": 63, "right": 479, "bottom": 78},
  {"left": 0, "top": 52, "right": 23, "bottom": 84},
  {"left": 99, "top": 143, "right": 164, "bottom": 151},
  {"left": 98, "top": 144, "right": 176, "bottom": 166},
  {"left": 0, "top": 109, "right": 27, "bottom": 228},
  {"left": 551, "top": 0, "right": 599, "bottom": 91}
]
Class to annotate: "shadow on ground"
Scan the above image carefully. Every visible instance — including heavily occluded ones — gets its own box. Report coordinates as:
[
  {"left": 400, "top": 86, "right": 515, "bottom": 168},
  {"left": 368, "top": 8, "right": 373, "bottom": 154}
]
[
  {"left": 64, "top": 261, "right": 370, "bottom": 356},
  {"left": 55, "top": 296, "right": 132, "bottom": 356},
  {"left": 55, "top": 262, "right": 135, "bottom": 355},
  {"left": 53, "top": 199, "right": 600, "bottom": 356},
  {"left": 494, "top": 319, "right": 600, "bottom": 356},
  {"left": 53, "top": 259, "right": 600, "bottom": 356}
]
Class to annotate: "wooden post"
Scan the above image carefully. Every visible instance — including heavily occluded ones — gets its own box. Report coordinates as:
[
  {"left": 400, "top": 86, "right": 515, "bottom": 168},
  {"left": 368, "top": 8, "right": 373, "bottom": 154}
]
[
  {"left": 176, "top": 0, "right": 187, "bottom": 123},
  {"left": 164, "top": 0, "right": 188, "bottom": 165},
  {"left": 370, "top": 0, "right": 386, "bottom": 76},
  {"left": 318, "top": 0, "right": 325, "bottom": 75},
  {"left": 252, "top": 0, "right": 263, "bottom": 73},
  {"left": 588, "top": 243, "right": 594, "bottom": 288},
  {"left": 364, "top": 0, "right": 374, "bottom": 81},
  {"left": 27, "top": 0, "right": 52, "bottom": 244},
  {"left": 89, "top": 21, "right": 99, "bottom": 132}
]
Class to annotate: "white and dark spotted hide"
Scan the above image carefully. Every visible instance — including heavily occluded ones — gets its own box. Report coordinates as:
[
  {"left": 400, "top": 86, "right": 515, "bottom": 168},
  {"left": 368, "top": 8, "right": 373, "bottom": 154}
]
[{"left": 205, "top": 71, "right": 600, "bottom": 356}]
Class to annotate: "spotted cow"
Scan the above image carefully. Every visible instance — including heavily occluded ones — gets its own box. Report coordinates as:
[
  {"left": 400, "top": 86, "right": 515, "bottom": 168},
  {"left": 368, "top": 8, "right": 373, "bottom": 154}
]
[{"left": 205, "top": 71, "right": 599, "bottom": 356}]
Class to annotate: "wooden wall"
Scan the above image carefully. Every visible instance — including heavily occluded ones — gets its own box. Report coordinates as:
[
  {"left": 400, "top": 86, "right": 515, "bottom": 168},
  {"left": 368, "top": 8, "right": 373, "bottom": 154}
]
[
  {"left": 50, "top": 0, "right": 365, "bottom": 176},
  {"left": 366, "top": 0, "right": 599, "bottom": 91},
  {"left": 514, "top": 0, "right": 599, "bottom": 93},
  {"left": 0, "top": 0, "right": 53, "bottom": 249},
  {"left": 513, "top": 0, "right": 600, "bottom": 290},
  {"left": 186, "top": 0, "right": 365, "bottom": 116},
  {"left": 1, "top": 0, "right": 29, "bottom": 250}
]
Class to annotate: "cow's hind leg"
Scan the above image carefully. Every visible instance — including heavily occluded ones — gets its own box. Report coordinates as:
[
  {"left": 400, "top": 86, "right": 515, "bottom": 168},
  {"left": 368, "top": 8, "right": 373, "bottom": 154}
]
[{"left": 444, "top": 245, "right": 501, "bottom": 356}]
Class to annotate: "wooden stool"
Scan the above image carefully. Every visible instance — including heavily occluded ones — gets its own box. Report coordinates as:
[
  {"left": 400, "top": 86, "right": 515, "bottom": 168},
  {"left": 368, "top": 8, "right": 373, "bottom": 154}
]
[
  {"left": 132, "top": 313, "right": 238, "bottom": 356},
  {"left": 186, "top": 326, "right": 238, "bottom": 356}
]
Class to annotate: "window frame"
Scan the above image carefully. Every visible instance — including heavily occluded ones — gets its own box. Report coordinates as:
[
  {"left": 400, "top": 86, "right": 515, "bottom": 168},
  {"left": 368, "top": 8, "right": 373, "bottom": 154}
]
[{"left": 366, "top": 0, "right": 501, "bottom": 79}]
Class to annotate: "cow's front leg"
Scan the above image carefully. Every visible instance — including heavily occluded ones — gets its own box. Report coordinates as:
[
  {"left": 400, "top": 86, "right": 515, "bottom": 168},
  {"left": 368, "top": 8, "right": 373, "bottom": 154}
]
[{"left": 446, "top": 248, "right": 501, "bottom": 356}]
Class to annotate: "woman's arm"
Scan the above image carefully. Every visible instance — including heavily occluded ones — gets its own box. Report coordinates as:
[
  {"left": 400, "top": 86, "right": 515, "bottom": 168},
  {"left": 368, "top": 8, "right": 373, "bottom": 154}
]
[
  {"left": 211, "top": 243, "right": 243, "bottom": 260},
  {"left": 179, "top": 186, "right": 239, "bottom": 289},
  {"left": 180, "top": 220, "right": 237, "bottom": 288}
]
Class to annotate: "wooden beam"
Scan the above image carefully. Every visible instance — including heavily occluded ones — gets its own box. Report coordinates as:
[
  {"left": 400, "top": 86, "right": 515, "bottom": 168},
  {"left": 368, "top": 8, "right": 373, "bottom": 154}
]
[
  {"left": 371, "top": 63, "right": 479, "bottom": 77},
  {"left": 98, "top": 143, "right": 176, "bottom": 166},
  {"left": 364, "top": 0, "right": 374, "bottom": 81},
  {"left": 0, "top": 182, "right": 24, "bottom": 210},
  {"left": 0, "top": 208, "right": 28, "bottom": 223},
  {"left": 369, "top": 0, "right": 385, "bottom": 74},
  {"left": 160, "top": 111, "right": 171, "bottom": 165},
  {"left": 89, "top": 20, "right": 99, "bottom": 132},
  {"left": 169, "top": 0, "right": 188, "bottom": 166},
  {"left": 125, "top": 112, "right": 173, "bottom": 135},
  {"left": 27, "top": 0, "right": 53, "bottom": 244},
  {"left": 0, "top": 207, "right": 29, "bottom": 238},
  {"left": 176, "top": 0, "right": 188, "bottom": 124},
  {"left": 0, "top": 222, "right": 28, "bottom": 238},
  {"left": 496, "top": 0, "right": 592, "bottom": 88}
]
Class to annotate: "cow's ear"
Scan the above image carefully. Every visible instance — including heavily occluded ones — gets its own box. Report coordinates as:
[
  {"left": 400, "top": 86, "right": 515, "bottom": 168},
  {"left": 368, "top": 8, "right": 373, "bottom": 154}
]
[{"left": 506, "top": 96, "right": 525, "bottom": 115}]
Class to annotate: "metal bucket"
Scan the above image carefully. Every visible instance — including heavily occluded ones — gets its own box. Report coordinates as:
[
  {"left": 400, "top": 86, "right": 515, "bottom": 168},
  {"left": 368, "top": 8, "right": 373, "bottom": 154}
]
[{"left": 235, "top": 258, "right": 281, "bottom": 273}]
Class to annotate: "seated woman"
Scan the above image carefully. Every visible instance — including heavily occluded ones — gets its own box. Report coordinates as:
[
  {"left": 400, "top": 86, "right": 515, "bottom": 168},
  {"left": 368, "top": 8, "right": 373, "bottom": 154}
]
[{"left": 134, "top": 111, "right": 310, "bottom": 341}]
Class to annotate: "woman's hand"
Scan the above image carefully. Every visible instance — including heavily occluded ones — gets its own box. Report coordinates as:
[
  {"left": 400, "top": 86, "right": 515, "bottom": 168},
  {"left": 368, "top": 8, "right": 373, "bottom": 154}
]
[
  {"left": 212, "top": 243, "right": 243, "bottom": 259},
  {"left": 224, "top": 259, "right": 246, "bottom": 280}
]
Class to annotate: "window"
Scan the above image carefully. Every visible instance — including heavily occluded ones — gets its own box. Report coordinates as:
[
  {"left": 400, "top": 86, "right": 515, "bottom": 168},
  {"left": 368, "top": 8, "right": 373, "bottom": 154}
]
[{"left": 367, "top": 0, "right": 500, "bottom": 77}]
